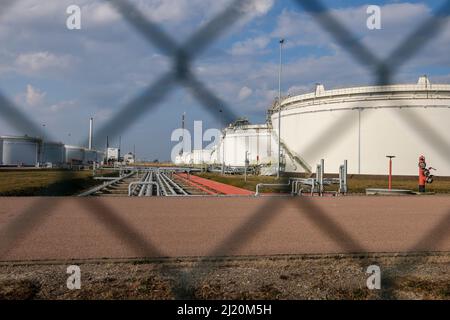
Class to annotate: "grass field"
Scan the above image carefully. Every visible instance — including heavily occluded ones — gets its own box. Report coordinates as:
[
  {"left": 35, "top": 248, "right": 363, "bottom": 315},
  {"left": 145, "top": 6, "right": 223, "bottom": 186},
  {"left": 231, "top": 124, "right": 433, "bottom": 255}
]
[
  {"left": 195, "top": 172, "right": 450, "bottom": 194},
  {"left": 1, "top": 253, "right": 448, "bottom": 299},
  {"left": 1, "top": 168, "right": 449, "bottom": 196},
  {"left": 0, "top": 169, "right": 116, "bottom": 196}
]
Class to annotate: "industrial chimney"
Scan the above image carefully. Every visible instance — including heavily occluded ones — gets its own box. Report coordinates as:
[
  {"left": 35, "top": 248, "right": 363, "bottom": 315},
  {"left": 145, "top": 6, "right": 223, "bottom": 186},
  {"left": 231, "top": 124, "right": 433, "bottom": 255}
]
[{"left": 89, "top": 117, "right": 93, "bottom": 150}]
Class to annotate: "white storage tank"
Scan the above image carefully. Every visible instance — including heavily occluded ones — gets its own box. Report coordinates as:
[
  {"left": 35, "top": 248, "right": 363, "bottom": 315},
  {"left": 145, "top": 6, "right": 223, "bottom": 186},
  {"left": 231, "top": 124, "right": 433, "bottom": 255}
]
[
  {"left": 41, "top": 141, "right": 65, "bottom": 165},
  {"left": 107, "top": 148, "right": 119, "bottom": 161},
  {"left": 0, "top": 135, "right": 41, "bottom": 166},
  {"left": 96, "top": 151, "right": 105, "bottom": 164},
  {"left": 64, "top": 145, "right": 85, "bottom": 164},
  {"left": 84, "top": 149, "right": 97, "bottom": 164},
  {"left": 217, "top": 123, "right": 276, "bottom": 166},
  {"left": 192, "top": 149, "right": 212, "bottom": 164},
  {"left": 270, "top": 76, "right": 450, "bottom": 176}
]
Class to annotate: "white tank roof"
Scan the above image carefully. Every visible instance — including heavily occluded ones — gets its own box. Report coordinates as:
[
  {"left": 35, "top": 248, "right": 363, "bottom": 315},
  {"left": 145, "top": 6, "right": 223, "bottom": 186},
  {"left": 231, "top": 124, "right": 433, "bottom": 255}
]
[{"left": 276, "top": 76, "right": 450, "bottom": 111}]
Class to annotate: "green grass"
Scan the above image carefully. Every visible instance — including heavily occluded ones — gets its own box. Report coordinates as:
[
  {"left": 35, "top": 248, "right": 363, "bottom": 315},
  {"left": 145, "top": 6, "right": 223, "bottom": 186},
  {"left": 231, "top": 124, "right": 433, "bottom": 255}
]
[
  {"left": 346, "top": 174, "right": 450, "bottom": 194},
  {"left": 0, "top": 169, "right": 117, "bottom": 196},
  {"left": 195, "top": 172, "right": 450, "bottom": 194},
  {"left": 1, "top": 169, "right": 448, "bottom": 196}
]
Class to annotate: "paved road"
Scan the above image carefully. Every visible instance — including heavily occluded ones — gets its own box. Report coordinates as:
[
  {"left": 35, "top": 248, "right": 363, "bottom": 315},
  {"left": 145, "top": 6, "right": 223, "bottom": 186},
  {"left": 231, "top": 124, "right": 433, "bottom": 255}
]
[{"left": 0, "top": 196, "right": 449, "bottom": 261}]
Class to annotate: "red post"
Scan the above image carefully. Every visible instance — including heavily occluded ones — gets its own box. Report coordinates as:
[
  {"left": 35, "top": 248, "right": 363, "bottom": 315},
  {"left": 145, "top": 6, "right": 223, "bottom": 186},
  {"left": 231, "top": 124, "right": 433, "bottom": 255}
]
[
  {"left": 388, "top": 159, "right": 392, "bottom": 190},
  {"left": 386, "top": 156, "right": 395, "bottom": 190}
]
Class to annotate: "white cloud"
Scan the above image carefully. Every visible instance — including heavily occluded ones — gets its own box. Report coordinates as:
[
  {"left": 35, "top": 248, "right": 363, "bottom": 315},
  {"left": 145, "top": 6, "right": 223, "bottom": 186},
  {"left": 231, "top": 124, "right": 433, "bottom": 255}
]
[
  {"left": 15, "top": 51, "right": 74, "bottom": 74},
  {"left": 86, "top": 2, "right": 121, "bottom": 25},
  {"left": 238, "top": 86, "right": 253, "bottom": 100},
  {"left": 241, "top": 0, "right": 274, "bottom": 17},
  {"left": 230, "top": 36, "right": 270, "bottom": 55},
  {"left": 271, "top": 3, "right": 432, "bottom": 55},
  {"left": 49, "top": 100, "right": 77, "bottom": 112},
  {"left": 25, "top": 84, "right": 46, "bottom": 107},
  {"left": 1, "top": 1, "right": 449, "bottom": 159},
  {"left": 84, "top": 0, "right": 238, "bottom": 28},
  {"left": 286, "top": 85, "right": 312, "bottom": 96},
  {"left": 94, "top": 108, "right": 113, "bottom": 122}
]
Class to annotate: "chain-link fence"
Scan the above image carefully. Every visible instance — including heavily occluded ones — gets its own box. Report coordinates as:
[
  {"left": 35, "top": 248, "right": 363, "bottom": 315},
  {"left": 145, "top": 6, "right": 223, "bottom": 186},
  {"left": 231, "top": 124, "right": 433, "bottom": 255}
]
[{"left": 0, "top": 0, "right": 449, "bottom": 299}]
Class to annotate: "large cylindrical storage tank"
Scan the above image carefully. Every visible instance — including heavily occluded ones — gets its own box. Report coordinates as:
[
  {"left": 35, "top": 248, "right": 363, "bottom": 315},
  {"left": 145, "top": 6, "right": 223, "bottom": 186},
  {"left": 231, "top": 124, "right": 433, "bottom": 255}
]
[
  {"left": 192, "top": 149, "right": 212, "bottom": 164},
  {"left": 64, "top": 145, "right": 85, "bottom": 164},
  {"left": 84, "top": 149, "right": 97, "bottom": 164},
  {"left": 220, "top": 124, "right": 276, "bottom": 166},
  {"left": 96, "top": 151, "right": 105, "bottom": 164},
  {"left": 41, "top": 142, "right": 65, "bottom": 165},
  {"left": 0, "top": 136, "right": 41, "bottom": 166},
  {"left": 270, "top": 77, "right": 450, "bottom": 176}
]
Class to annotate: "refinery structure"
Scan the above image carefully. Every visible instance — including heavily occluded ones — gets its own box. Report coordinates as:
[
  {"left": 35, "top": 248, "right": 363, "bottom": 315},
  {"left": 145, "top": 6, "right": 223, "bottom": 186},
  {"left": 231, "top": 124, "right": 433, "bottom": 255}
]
[
  {"left": 177, "top": 76, "right": 450, "bottom": 177},
  {"left": 0, "top": 118, "right": 106, "bottom": 167}
]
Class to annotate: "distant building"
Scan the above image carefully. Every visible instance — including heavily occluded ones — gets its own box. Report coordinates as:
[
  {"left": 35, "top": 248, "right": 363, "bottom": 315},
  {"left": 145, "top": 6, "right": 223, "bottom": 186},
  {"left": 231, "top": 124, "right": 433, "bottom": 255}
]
[
  {"left": 124, "top": 152, "right": 135, "bottom": 164},
  {"left": 107, "top": 148, "right": 119, "bottom": 162}
]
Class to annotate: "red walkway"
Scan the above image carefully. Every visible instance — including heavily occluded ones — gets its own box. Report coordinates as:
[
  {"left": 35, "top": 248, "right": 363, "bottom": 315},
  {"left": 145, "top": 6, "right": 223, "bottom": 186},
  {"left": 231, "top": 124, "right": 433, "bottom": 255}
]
[{"left": 176, "top": 173, "right": 254, "bottom": 195}]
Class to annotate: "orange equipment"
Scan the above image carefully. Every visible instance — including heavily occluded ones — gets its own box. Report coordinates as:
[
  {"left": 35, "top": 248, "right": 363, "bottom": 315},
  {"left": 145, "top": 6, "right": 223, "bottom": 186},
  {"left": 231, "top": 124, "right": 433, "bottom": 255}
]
[{"left": 419, "top": 155, "right": 435, "bottom": 193}]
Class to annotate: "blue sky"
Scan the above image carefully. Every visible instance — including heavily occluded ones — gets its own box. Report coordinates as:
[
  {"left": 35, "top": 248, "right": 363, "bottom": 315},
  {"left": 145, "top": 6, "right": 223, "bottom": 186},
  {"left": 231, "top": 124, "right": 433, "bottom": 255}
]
[{"left": 1, "top": 0, "right": 450, "bottom": 160}]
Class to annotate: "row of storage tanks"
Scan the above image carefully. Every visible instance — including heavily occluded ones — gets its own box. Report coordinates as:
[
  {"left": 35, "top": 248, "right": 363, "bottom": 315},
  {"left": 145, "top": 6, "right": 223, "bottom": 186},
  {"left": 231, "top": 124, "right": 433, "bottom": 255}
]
[
  {"left": 176, "top": 76, "right": 450, "bottom": 176},
  {"left": 175, "top": 123, "right": 278, "bottom": 168},
  {"left": 0, "top": 136, "right": 105, "bottom": 167}
]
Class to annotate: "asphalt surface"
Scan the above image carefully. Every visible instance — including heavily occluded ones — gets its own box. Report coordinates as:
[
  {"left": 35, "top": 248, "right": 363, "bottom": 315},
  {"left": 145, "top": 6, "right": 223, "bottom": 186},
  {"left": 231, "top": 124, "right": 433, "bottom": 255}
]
[{"left": 0, "top": 196, "right": 449, "bottom": 261}]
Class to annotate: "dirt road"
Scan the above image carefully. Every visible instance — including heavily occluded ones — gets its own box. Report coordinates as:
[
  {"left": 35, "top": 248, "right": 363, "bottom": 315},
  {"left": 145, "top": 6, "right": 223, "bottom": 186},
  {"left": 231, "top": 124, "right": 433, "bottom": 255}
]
[{"left": 0, "top": 196, "right": 449, "bottom": 261}]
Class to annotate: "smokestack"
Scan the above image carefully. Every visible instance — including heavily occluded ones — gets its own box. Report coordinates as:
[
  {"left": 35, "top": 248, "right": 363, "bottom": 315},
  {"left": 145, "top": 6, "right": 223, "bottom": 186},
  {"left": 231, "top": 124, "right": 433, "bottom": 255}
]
[
  {"left": 118, "top": 136, "right": 121, "bottom": 161},
  {"left": 88, "top": 117, "right": 94, "bottom": 150}
]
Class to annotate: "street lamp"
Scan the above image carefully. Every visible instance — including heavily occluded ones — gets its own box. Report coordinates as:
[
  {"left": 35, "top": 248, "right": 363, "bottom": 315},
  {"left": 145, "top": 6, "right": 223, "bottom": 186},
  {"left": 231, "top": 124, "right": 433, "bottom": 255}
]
[
  {"left": 244, "top": 150, "right": 250, "bottom": 182},
  {"left": 277, "top": 38, "right": 285, "bottom": 179},
  {"left": 220, "top": 109, "right": 226, "bottom": 174}
]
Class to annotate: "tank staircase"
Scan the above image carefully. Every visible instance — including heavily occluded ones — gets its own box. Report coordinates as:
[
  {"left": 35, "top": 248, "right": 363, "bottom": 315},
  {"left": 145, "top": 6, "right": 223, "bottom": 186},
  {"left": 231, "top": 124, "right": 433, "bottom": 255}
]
[{"left": 271, "top": 129, "right": 313, "bottom": 175}]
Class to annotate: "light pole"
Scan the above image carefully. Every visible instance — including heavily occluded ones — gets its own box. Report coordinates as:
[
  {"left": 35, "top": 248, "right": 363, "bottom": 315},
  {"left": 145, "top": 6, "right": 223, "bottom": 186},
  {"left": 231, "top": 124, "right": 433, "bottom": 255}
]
[
  {"left": 244, "top": 151, "right": 249, "bottom": 182},
  {"left": 181, "top": 112, "right": 185, "bottom": 156},
  {"left": 220, "top": 109, "right": 226, "bottom": 174},
  {"left": 277, "top": 38, "right": 285, "bottom": 179},
  {"left": 41, "top": 124, "right": 46, "bottom": 139}
]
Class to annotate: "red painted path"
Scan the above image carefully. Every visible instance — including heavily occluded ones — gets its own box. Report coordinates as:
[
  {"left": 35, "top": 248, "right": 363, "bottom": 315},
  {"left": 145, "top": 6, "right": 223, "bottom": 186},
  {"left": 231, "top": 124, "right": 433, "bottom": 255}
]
[{"left": 176, "top": 173, "right": 254, "bottom": 195}]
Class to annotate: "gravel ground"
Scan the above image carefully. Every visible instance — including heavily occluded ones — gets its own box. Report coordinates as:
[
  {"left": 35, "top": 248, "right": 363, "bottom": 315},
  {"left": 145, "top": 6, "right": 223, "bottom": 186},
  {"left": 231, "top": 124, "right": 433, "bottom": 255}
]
[{"left": 0, "top": 253, "right": 448, "bottom": 300}]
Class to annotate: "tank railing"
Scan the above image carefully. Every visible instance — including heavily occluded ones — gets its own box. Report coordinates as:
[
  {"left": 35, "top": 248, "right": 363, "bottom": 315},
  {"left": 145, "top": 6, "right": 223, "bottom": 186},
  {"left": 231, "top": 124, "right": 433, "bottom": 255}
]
[
  {"left": 281, "top": 83, "right": 450, "bottom": 107},
  {"left": 270, "top": 129, "right": 313, "bottom": 174}
]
